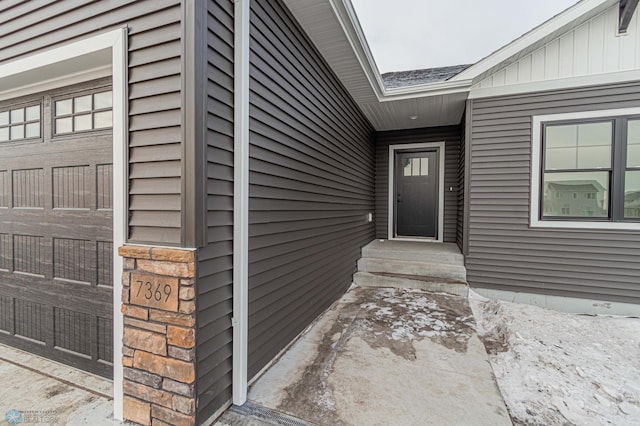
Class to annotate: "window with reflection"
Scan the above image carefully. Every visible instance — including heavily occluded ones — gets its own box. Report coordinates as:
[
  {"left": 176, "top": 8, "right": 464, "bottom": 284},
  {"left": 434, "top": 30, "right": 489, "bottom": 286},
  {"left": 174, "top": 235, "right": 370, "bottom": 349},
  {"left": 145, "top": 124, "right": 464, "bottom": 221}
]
[
  {"left": 541, "top": 116, "right": 640, "bottom": 222},
  {"left": 54, "top": 90, "right": 112, "bottom": 135},
  {"left": 402, "top": 157, "right": 429, "bottom": 177}
]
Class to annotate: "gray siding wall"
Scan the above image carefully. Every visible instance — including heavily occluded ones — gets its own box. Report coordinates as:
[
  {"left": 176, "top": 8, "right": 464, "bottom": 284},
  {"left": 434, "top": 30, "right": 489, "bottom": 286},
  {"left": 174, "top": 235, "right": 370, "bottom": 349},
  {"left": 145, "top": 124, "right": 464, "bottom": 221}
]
[
  {"left": 247, "top": 0, "right": 376, "bottom": 378},
  {"left": 197, "top": 0, "right": 234, "bottom": 421},
  {"left": 0, "top": 0, "right": 185, "bottom": 245},
  {"left": 375, "top": 127, "right": 461, "bottom": 242},
  {"left": 468, "top": 81, "right": 640, "bottom": 303}
]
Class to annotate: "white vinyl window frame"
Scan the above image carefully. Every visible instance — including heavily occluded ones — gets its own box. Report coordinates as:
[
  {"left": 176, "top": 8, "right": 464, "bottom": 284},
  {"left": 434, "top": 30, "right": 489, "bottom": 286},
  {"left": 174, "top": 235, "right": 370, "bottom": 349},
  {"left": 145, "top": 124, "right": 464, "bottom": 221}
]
[
  {"left": 0, "top": 28, "right": 128, "bottom": 420},
  {"left": 388, "top": 142, "right": 445, "bottom": 242},
  {"left": 531, "top": 107, "right": 640, "bottom": 231}
]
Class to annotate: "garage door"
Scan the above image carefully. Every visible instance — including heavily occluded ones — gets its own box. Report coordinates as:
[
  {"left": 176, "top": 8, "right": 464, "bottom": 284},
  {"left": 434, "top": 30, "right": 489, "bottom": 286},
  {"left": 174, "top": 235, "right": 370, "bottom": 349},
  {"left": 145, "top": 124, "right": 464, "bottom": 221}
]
[{"left": 0, "top": 81, "right": 114, "bottom": 377}]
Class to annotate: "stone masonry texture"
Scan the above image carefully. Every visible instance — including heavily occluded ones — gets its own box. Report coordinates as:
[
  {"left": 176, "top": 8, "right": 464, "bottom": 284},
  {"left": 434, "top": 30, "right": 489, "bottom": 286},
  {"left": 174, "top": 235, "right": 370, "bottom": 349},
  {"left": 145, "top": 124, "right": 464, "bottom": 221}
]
[{"left": 119, "top": 246, "right": 197, "bottom": 426}]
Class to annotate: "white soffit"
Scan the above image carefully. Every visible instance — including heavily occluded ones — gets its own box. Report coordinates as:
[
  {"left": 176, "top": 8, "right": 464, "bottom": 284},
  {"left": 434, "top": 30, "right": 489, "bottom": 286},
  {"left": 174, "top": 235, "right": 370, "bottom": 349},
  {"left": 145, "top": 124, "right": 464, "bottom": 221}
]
[{"left": 282, "top": 0, "right": 472, "bottom": 130}]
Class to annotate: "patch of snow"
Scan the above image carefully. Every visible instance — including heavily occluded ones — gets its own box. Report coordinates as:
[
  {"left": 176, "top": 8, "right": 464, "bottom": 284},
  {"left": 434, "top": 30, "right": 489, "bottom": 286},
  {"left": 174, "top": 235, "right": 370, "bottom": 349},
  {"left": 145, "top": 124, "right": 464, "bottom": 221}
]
[{"left": 469, "top": 290, "right": 640, "bottom": 426}]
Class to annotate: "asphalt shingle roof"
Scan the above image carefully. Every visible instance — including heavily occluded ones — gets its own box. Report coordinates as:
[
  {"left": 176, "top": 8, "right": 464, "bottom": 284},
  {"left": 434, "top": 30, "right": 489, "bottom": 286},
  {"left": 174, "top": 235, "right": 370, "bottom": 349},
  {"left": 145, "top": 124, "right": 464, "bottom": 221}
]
[{"left": 381, "top": 64, "right": 471, "bottom": 89}]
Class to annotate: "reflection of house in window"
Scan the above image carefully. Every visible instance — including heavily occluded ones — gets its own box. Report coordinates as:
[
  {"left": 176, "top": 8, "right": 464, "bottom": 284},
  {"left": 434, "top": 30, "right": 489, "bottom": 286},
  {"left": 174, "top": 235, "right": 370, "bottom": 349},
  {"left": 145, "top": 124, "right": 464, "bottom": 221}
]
[
  {"left": 625, "top": 190, "right": 640, "bottom": 218},
  {"left": 544, "top": 180, "right": 607, "bottom": 217}
]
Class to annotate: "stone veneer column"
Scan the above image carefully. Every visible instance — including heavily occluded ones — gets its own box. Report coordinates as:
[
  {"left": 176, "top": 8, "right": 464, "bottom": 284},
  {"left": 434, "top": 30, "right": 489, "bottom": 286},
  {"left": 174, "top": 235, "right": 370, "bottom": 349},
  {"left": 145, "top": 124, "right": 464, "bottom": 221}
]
[{"left": 119, "top": 246, "right": 197, "bottom": 426}]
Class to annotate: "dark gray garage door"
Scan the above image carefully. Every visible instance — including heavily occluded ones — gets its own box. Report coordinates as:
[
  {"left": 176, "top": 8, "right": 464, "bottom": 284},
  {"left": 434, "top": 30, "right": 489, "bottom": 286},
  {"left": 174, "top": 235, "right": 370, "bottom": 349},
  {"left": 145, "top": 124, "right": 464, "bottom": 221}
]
[{"left": 0, "top": 81, "right": 113, "bottom": 377}]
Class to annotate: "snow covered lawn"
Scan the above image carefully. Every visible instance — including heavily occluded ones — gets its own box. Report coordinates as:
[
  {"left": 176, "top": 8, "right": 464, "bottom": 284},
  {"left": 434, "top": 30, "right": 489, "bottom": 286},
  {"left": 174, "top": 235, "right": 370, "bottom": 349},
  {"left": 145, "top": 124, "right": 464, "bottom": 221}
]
[{"left": 470, "top": 292, "right": 640, "bottom": 426}]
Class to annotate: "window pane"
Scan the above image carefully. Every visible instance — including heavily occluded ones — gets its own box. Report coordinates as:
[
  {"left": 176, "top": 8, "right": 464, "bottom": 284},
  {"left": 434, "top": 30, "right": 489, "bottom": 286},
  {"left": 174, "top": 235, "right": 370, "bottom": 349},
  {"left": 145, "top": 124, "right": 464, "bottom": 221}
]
[
  {"left": 403, "top": 159, "right": 411, "bottom": 177},
  {"left": 546, "top": 124, "right": 577, "bottom": 148},
  {"left": 545, "top": 147, "right": 577, "bottom": 170},
  {"left": 542, "top": 171, "right": 609, "bottom": 218},
  {"left": 10, "top": 108, "right": 24, "bottom": 123},
  {"left": 0, "top": 127, "right": 8, "bottom": 141},
  {"left": 25, "top": 105, "right": 40, "bottom": 121},
  {"left": 93, "top": 111, "right": 112, "bottom": 129},
  {"left": 94, "top": 91, "right": 112, "bottom": 109},
  {"left": 577, "top": 146, "right": 611, "bottom": 169},
  {"left": 56, "top": 99, "right": 72, "bottom": 116},
  {"left": 420, "top": 157, "right": 429, "bottom": 176},
  {"left": 10, "top": 125, "right": 24, "bottom": 140},
  {"left": 0, "top": 111, "right": 8, "bottom": 126},
  {"left": 25, "top": 122, "right": 40, "bottom": 138},
  {"left": 56, "top": 117, "right": 72, "bottom": 134},
  {"left": 74, "top": 95, "right": 92, "bottom": 113},
  {"left": 74, "top": 114, "right": 91, "bottom": 131},
  {"left": 578, "top": 122, "right": 612, "bottom": 146},
  {"left": 625, "top": 171, "right": 640, "bottom": 218},
  {"left": 627, "top": 120, "right": 640, "bottom": 168},
  {"left": 411, "top": 158, "right": 420, "bottom": 176}
]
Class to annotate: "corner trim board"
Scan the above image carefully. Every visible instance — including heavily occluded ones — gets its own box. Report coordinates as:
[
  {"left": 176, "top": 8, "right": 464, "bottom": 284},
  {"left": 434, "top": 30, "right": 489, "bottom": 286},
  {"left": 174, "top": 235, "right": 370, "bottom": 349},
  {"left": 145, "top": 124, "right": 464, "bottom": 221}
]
[{"left": 233, "top": 0, "right": 250, "bottom": 406}]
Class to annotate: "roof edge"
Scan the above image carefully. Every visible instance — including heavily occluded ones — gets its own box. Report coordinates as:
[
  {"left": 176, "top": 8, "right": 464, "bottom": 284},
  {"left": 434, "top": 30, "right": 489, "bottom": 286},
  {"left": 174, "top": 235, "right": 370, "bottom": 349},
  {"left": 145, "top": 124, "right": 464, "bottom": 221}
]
[{"left": 451, "top": 0, "right": 617, "bottom": 82}]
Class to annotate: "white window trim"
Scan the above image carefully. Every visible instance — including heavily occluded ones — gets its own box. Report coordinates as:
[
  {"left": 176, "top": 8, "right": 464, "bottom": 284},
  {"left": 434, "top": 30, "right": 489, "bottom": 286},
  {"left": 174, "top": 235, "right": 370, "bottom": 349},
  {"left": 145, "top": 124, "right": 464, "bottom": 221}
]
[
  {"left": 0, "top": 28, "right": 128, "bottom": 420},
  {"left": 388, "top": 142, "right": 445, "bottom": 242},
  {"left": 531, "top": 107, "right": 640, "bottom": 231}
]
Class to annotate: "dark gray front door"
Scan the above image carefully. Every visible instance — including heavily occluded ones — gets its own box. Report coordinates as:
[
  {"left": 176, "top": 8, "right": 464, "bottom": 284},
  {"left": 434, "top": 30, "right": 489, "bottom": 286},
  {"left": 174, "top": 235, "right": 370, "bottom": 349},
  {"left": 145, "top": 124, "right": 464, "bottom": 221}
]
[
  {"left": 395, "top": 150, "right": 438, "bottom": 238},
  {"left": 0, "top": 82, "right": 113, "bottom": 377}
]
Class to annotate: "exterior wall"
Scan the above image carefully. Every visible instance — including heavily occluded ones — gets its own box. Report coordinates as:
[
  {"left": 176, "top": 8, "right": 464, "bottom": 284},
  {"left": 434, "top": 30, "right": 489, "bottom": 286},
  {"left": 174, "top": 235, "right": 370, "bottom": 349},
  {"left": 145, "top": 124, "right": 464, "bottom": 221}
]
[
  {"left": 0, "top": 0, "right": 186, "bottom": 245},
  {"left": 475, "top": 4, "right": 640, "bottom": 90},
  {"left": 467, "top": 81, "right": 640, "bottom": 304},
  {"left": 119, "top": 246, "right": 197, "bottom": 426},
  {"left": 196, "top": 0, "right": 235, "bottom": 422},
  {"left": 458, "top": 113, "right": 467, "bottom": 250},
  {"left": 247, "top": 0, "right": 376, "bottom": 379},
  {"left": 375, "top": 126, "right": 461, "bottom": 242}
]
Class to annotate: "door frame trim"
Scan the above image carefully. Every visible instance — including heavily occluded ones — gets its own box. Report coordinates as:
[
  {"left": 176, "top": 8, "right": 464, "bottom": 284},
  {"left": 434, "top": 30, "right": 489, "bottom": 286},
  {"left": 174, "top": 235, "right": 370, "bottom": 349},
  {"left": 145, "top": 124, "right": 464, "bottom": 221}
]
[
  {"left": 0, "top": 28, "right": 128, "bottom": 420},
  {"left": 388, "top": 142, "right": 445, "bottom": 243}
]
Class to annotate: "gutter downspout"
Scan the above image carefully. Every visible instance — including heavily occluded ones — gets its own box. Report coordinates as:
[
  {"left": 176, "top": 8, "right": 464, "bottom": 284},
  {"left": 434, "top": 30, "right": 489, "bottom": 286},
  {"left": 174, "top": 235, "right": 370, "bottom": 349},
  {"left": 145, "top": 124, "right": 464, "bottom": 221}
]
[{"left": 233, "top": 0, "right": 250, "bottom": 406}]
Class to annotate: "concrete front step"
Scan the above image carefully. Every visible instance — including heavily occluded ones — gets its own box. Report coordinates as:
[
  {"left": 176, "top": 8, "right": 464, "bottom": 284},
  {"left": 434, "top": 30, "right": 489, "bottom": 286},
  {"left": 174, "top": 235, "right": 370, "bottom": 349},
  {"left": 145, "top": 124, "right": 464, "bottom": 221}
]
[
  {"left": 353, "top": 272, "right": 469, "bottom": 297},
  {"left": 362, "top": 240, "right": 464, "bottom": 266},
  {"left": 357, "top": 257, "right": 467, "bottom": 282}
]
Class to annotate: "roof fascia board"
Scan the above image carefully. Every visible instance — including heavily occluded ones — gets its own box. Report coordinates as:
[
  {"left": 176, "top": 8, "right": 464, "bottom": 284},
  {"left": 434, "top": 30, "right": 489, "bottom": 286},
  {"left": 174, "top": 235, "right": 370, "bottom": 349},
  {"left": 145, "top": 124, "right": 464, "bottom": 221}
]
[
  {"left": 381, "top": 79, "right": 473, "bottom": 102},
  {"left": 451, "top": 0, "right": 615, "bottom": 82},
  {"left": 469, "top": 68, "right": 640, "bottom": 99},
  {"left": 329, "top": 0, "right": 386, "bottom": 99}
]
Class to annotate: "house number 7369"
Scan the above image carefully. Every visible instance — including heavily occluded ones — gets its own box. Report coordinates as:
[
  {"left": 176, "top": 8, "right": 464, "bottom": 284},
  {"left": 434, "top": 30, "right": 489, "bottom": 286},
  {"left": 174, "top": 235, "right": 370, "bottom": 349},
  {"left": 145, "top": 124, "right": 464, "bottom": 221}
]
[{"left": 135, "top": 280, "right": 172, "bottom": 302}]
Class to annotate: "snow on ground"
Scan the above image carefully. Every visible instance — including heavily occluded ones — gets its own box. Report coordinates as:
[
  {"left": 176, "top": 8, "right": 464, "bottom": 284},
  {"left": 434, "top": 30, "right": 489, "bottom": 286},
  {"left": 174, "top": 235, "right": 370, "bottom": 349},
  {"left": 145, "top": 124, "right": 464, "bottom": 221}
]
[{"left": 469, "top": 291, "right": 640, "bottom": 426}]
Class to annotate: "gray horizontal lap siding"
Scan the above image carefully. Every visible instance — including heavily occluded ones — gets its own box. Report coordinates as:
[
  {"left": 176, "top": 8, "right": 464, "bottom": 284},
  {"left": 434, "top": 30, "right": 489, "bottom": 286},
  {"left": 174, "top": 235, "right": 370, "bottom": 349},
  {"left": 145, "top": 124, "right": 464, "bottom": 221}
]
[
  {"left": 375, "top": 127, "right": 461, "bottom": 242},
  {"left": 247, "top": 0, "right": 375, "bottom": 379},
  {"left": 197, "top": 0, "right": 234, "bottom": 422},
  {"left": 468, "top": 82, "right": 640, "bottom": 303},
  {"left": 0, "top": 0, "right": 184, "bottom": 245}
]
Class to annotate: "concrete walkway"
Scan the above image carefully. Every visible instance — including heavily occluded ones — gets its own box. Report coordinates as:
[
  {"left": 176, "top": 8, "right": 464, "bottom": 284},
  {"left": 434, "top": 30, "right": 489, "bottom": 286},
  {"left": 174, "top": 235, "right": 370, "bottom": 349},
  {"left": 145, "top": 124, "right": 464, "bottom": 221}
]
[
  {"left": 218, "top": 287, "right": 512, "bottom": 426},
  {"left": 0, "top": 344, "right": 118, "bottom": 425}
]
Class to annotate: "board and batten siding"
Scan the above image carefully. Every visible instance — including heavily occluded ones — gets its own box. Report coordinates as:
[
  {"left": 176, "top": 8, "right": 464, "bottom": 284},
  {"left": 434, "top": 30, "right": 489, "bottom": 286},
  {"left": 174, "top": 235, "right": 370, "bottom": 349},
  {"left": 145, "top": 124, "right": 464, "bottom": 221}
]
[
  {"left": 375, "top": 126, "right": 461, "bottom": 243},
  {"left": 475, "top": 3, "right": 640, "bottom": 90},
  {"left": 247, "top": 0, "right": 376, "bottom": 379},
  {"left": 196, "top": 0, "right": 234, "bottom": 421},
  {"left": 0, "top": 0, "right": 184, "bottom": 245},
  {"left": 468, "top": 81, "right": 640, "bottom": 303}
]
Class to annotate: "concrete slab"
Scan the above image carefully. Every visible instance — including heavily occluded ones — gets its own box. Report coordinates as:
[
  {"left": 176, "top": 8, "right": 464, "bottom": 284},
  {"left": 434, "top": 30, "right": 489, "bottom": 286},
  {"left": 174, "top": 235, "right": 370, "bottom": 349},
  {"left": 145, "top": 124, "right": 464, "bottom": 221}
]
[
  {"left": 0, "top": 344, "right": 120, "bottom": 425},
  {"left": 248, "top": 287, "right": 512, "bottom": 426}
]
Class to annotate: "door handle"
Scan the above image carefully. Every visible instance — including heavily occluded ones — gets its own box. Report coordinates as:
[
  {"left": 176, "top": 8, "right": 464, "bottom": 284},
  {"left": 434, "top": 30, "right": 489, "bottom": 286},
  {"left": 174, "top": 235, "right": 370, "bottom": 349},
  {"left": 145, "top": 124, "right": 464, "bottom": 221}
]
[{"left": 397, "top": 193, "right": 402, "bottom": 202}]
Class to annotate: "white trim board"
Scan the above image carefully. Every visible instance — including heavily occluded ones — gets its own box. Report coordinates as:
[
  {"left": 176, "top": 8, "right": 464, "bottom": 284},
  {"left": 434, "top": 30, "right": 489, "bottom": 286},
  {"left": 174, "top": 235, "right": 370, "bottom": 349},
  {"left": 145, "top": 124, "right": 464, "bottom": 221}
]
[
  {"left": 531, "top": 107, "right": 640, "bottom": 231},
  {"left": 387, "top": 142, "right": 446, "bottom": 243},
  {"left": 0, "top": 28, "right": 129, "bottom": 420},
  {"left": 470, "top": 69, "right": 640, "bottom": 99}
]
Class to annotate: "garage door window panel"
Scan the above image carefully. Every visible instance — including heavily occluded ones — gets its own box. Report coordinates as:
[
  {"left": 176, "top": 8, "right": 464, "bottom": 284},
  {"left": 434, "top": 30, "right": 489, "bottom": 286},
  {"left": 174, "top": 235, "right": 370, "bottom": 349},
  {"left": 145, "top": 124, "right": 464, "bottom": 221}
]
[
  {"left": 0, "top": 104, "right": 41, "bottom": 142},
  {"left": 54, "top": 90, "right": 112, "bottom": 135}
]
